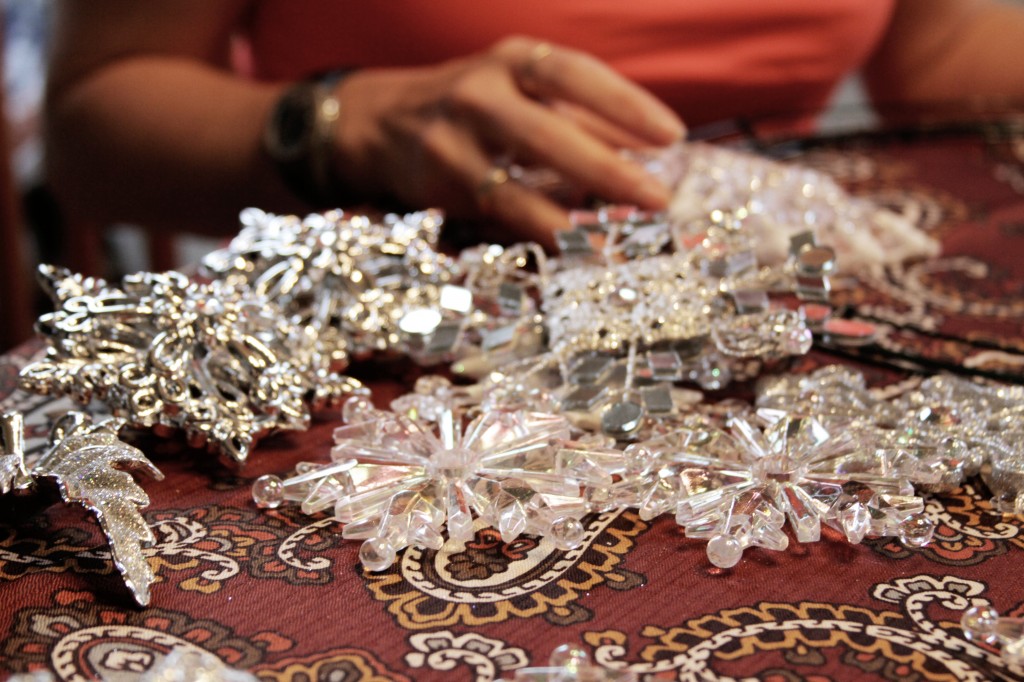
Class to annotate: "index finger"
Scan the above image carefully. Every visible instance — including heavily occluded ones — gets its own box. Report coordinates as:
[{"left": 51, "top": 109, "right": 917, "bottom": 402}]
[{"left": 494, "top": 37, "right": 685, "bottom": 146}]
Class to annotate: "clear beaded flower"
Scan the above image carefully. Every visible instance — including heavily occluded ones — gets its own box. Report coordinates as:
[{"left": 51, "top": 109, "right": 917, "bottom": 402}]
[
  {"left": 542, "top": 237, "right": 815, "bottom": 378},
  {"left": 20, "top": 266, "right": 363, "bottom": 465},
  {"left": 253, "top": 393, "right": 620, "bottom": 571},
  {"left": 467, "top": 217, "right": 825, "bottom": 441},
  {"left": 620, "top": 413, "right": 936, "bottom": 568},
  {"left": 635, "top": 141, "right": 940, "bottom": 270}
]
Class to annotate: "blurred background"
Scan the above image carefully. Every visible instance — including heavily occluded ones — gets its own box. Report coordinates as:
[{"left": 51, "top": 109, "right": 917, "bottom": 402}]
[
  {"left": 2, "top": 0, "right": 51, "bottom": 351},
  {"left": 0, "top": 0, "right": 219, "bottom": 351},
  {"left": 1, "top": 3, "right": 1016, "bottom": 352}
]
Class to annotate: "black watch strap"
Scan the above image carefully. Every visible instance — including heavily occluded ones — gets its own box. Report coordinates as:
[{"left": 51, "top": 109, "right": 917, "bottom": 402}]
[{"left": 263, "top": 71, "right": 351, "bottom": 207}]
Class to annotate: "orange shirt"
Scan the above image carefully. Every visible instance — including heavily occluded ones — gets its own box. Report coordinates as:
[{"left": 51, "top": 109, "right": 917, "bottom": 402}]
[{"left": 242, "top": 1, "right": 894, "bottom": 127}]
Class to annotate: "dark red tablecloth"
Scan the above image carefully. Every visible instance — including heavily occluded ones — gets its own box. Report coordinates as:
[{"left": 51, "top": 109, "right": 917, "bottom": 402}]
[{"left": 2, "top": 125, "right": 1023, "bottom": 681}]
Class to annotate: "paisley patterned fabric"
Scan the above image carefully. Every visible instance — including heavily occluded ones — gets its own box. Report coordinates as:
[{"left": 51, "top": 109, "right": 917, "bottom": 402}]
[{"left": 2, "top": 124, "right": 1024, "bottom": 681}]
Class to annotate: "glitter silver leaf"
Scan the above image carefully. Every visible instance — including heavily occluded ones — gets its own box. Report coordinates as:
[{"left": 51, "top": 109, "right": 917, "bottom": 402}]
[
  {"left": 0, "top": 411, "right": 33, "bottom": 493},
  {"left": 1, "top": 410, "right": 163, "bottom": 606}
]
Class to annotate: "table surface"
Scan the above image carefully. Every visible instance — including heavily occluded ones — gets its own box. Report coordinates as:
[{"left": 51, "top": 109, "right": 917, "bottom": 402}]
[{"left": 2, "top": 122, "right": 1024, "bottom": 681}]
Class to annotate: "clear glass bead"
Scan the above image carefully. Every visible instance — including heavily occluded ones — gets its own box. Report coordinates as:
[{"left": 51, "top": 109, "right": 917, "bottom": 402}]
[
  {"left": 548, "top": 517, "right": 585, "bottom": 550},
  {"left": 696, "top": 359, "right": 731, "bottom": 391},
  {"left": 1004, "top": 638, "right": 1024, "bottom": 668},
  {"left": 359, "top": 536, "right": 397, "bottom": 572},
  {"left": 498, "top": 503, "right": 528, "bottom": 543},
  {"left": 252, "top": 475, "right": 285, "bottom": 509},
  {"left": 938, "top": 437, "right": 967, "bottom": 462},
  {"left": 897, "top": 514, "right": 935, "bottom": 548},
  {"left": 549, "top": 643, "right": 589, "bottom": 672},
  {"left": 782, "top": 326, "right": 813, "bottom": 355},
  {"left": 409, "top": 523, "right": 444, "bottom": 551},
  {"left": 961, "top": 605, "right": 1000, "bottom": 644},
  {"left": 448, "top": 508, "right": 475, "bottom": 544},
  {"left": 414, "top": 374, "right": 451, "bottom": 395},
  {"left": 707, "top": 534, "right": 742, "bottom": 568},
  {"left": 988, "top": 456, "right": 1024, "bottom": 510}
]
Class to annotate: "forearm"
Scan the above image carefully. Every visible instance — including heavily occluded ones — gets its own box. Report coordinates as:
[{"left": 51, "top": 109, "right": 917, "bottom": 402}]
[
  {"left": 46, "top": 1, "right": 681, "bottom": 247},
  {"left": 865, "top": 0, "right": 1024, "bottom": 110},
  {"left": 46, "top": 56, "right": 300, "bottom": 236}
]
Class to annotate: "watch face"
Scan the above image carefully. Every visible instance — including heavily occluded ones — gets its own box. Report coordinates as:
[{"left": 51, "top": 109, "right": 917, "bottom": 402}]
[{"left": 268, "top": 86, "right": 315, "bottom": 160}]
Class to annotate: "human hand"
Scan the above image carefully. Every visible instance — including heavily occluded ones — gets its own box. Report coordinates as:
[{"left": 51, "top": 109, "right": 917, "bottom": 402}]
[{"left": 329, "top": 36, "right": 684, "bottom": 247}]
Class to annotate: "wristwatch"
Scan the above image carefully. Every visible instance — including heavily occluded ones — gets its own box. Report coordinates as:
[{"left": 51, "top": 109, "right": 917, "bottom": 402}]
[{"left": 263, "top": 74, "right": 345, "bottom": 207}]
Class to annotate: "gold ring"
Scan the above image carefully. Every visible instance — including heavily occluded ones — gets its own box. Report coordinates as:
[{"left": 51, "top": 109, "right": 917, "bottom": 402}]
[
  {"left": 519, "top": 42, "right": 554, "bottom": 91},
  {"left": 528, "top": 42, "right": 554, "bottom": 68},
  {"left": 477, "top": 166, "right": 511, "bottom": 207}
]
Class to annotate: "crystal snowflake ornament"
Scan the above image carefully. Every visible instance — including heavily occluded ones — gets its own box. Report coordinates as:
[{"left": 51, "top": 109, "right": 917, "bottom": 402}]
[
  {"left": 621, "top": 413, "right": 935, "bottom": 568},
  {"left": 1, "top": 410, "right": 163, "bottom": 606},
  {"left": 20, "top": 266, "right": 363, "bottom": 465},
  {"left": 253, "top": 393, "right": 622, "bottom": 571},
  {"left": 896, "top": 374, "right": 1024, "bottom": 508},
  {"left": 755, "top": 366, "right": 1024, "bottom": 496}
]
